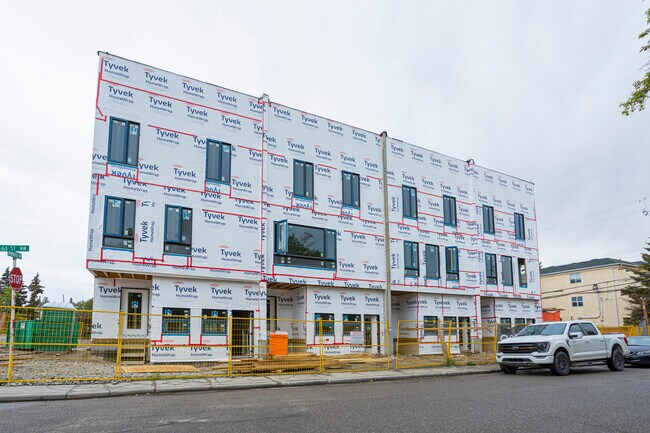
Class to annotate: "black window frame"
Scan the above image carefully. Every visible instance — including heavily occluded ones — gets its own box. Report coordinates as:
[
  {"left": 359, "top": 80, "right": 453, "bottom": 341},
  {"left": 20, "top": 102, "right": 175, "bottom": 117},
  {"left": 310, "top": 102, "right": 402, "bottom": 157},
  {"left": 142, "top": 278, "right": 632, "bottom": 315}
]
[
  {"left": 446, "top": 246, "right": 459, "bottom": 281},
  {"left": 485, "top": 253, "right": 498, "bottom": 285},
  {"left": 162, "top": 307, "right": 190, "bottom": 336},
  {"left": 579, "top": 323, "right": 599, "bottom": 336},
  {"left": 425, "top": 244, "right": 440, "bottom": 280},
  {"left": 402, "top": 185, "right": 418, "bottom": 219},
  {"left": 404, "top": 241, "right": 420, "bottom": 277},
  {"left": 514, "top": 212, "right": 525, "bottom": 240},
  {"left": 108, "top": 117, "right": 140, "bottom": 166},
  {"left": 342, "top": 314, "right": 362, "bottom": 335},
  {"left": 423, "top": 316, "right": 439, "bottom": 336},
  {"left": 274, "top": 221, "right": 337, "bottom": 269},
  {"left": 443, "top": 195, "right": 457, "bottom": 227},
  {"left": 314, "top": 313, "right": 335, "bottom": 336},
  {"left": 293, "top": 159, "right": 314, "bottom": 199},
  {"left": 201, "top": 309, "right": 228, "bottom": 336},
  {"left": 342, "top": 171, "right": 361, "bottom": 208},
  {"left": 517, "top": 257, "right": 528, "bottom": 288},
  {"left": 206, "top": 139, "right": 232, "bottom": 184},
  {"left": 164, "top": 205, "right": 193, "bottom": 256},
  {"left": 483, "top": 205, "right": 495, "bottom": 235},
  {"left": 103, "top": 196, "right": 136, "bottom": 250},
  {"left": 501, "top": 255, "right": 514, "bottom": 286}
]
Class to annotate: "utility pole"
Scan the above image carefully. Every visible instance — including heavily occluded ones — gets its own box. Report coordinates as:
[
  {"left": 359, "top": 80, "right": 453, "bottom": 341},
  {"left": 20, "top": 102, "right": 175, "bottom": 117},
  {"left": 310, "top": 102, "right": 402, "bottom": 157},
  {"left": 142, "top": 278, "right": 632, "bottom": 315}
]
[{"left": 380, "top": 131, "right": 393, "bottom": 357}]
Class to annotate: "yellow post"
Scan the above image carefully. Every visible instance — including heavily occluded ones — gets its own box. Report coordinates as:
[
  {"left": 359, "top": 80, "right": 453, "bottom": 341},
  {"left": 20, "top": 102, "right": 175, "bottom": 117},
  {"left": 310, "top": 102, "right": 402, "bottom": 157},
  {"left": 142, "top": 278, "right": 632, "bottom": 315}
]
[
  {"left": 7, "top": 306, "right": 14, "bottom": 381},
  {"left": 395, "top": 320, "right": 400, "bottom": 368},
  {"left": 492, "top": 321, "right": 498, "bottom": 362},
  {"left": 319, "top": 319, "right": 324, "bottom": 374},
  {"left": 115, "top": 311, "right": 124, "bottom": 380},
  {"left": 447, "top": 320, "right": 452, "bottom": 358},
  {"left": 227, "top": 314, "right": 233, "bottom": 377}
]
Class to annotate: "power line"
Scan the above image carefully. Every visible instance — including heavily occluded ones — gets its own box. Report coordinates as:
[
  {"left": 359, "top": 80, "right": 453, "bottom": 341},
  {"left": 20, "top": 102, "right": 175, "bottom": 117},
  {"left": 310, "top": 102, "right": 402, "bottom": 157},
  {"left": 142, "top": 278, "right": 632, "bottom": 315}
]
[
  {"left": 541, "top": 209, "right": 641, "bottom": 239},
  {"left": 542, "top": 279, "right": 650, "bottom": 301}
]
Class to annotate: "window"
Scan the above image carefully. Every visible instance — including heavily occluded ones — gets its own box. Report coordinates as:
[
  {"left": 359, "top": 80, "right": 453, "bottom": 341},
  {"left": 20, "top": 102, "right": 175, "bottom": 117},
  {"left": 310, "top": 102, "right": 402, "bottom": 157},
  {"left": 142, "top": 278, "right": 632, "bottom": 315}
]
[
  {"left": 402, "top": 186, "right": 418, "bottom": 219},
  {"left": 485, "top": 253, "right": 498, "bottom": 285},
  {"left": 518, "top": 258, "right": 528, "bottom": 287},
  {"left": 483, "top": 205, "right": 495, "bottom": 235},
  {"left": 569, "top": 323, "right": 583, "bottom": 335},
  {"left": 514, "top": 212, "right": 525, "bottom": 240},
  {"left": 443, "top": 316, "right": 457, "bottom": 335},
  {"left": 342, "top": 171, "right": 360, "bottom": 208},
  {"left": 500, "top": 317, "right": 512, "bottom": 326},
  {"left": 103, "top": 197, "right": 135, "bottom": 249},
  {"left": 446, "top": 246, "right": 459, "bottom": 281},
  {"left": 404, "top": 241, "right": 419, "bottom": 277},
  {"left": 515, "top": 318, "right": 526, "bottom": 326},
  {"left": 206, "top": 140, "right": 231, "bottom": 183},
  {"left": 108, "top": 118, "right": 139, "bottom": 166},
  {"left": 274, "top": 221, "right": 337, "bottom": 269},
  {"left": 164, "top": 205, "right": 193, "bottom": 255},
  {"left": 162, "top": 307, "right": 190, "bottom": 335},
  {"left": 570, "top": 272, "right": 582, "bottom": 284},
  {"left": 293, "top": 160, "right": 314, "bottom": 199},
  {"left": 579, "top": 323, "right": 599, "bottom": 336},
  {"left": 343, "top": 314, "right": 362, "bottom": 335},
  {"left": 201, "top": 309, "right": 227, "bottom": 336},
  {"left": 526, "top": 318, "right": 536, "bottom": 325},
  {"left": 423, "top": 316, "right": 439, "bottom": 336},
  {"left": 443, "top": 195, "right": 457, "bottom": 227},
  {"left": 425, "top": 244, "right": 440, "bottom": 279},
  {"left": 571, "top": 296, "right": 584, "bottom": 307},
  {"left": 501, "top": 255, "right": 513, "bottom": 286},
  {"left": 314, "top": 313, "right": 335, "bottom": 336}
]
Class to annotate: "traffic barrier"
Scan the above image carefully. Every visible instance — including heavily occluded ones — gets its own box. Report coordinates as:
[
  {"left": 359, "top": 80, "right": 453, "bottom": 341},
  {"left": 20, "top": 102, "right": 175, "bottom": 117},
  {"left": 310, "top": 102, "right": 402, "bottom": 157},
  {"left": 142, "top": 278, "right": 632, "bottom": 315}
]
[
  {"left": 0, "top": 306, "right": 390, "bottom": 383},
  {"left": 596, "top": 325, "right": 639, "bottom": 337}
]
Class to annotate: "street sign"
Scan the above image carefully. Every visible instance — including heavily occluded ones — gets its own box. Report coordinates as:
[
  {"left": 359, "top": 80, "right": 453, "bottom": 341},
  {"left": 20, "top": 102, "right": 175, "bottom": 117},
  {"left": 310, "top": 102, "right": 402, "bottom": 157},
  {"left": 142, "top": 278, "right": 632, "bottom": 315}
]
[
  {"left": 9, "top": 267, "right": 23, "bottom": 292},
  {"left": 0, "top": 245, "right": 30, "bottom": 253},
  {"left": 7, "top": 251, "right": 22, "bottom": 260}
]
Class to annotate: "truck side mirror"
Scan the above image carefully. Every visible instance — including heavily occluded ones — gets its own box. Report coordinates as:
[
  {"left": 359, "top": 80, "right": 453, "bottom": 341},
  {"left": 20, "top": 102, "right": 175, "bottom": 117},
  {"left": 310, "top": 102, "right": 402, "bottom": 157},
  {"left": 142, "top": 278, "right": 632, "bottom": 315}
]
[{"left": 569, "top": 332, "right": 582, "bottom": 339}]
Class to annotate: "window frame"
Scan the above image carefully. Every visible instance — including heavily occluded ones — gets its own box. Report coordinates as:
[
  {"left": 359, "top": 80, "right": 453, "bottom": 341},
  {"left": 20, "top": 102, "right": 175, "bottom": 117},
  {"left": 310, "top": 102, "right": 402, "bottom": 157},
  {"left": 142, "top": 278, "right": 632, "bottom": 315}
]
[
  {"left": 108, "top": 117, "right": 140, "bottom": 167},
  {"left": 570, "top": 272, "right": 582, "bottom": 284},
  {"left": 206, "top": 139, "right": 232, "bottom": 184},
  {"left": 103, "top": 196, "right": 136, "bottom": 250},
  {"left": 423, "top": 316, "right": 439, "bottom": 336},
  {"left": 164, "top": 205, "right": 193, "bottom": 256},
  {"left": 485, "top": 253, "right": 498, "bottom": 285},
  {"left": 342, "top": 314, "right": 362, "bottom": 335},
  {"left": 483, "top": 205, "right": 495, "bottom": 235},
  {"left": 201, "top": 309, "right": 228, "bottom": 336},
  {"left": 162, "top": 307, "right": 190, "bottom": 336},
  {"left": 443, "top": 195, "right": 457, "bottom": 227},
  {"left": 342, "top": 171, "right": 361, "bottom": 208},
  {"left": 404, "top": 241, "right": 420, "bottom": 277},
  {"left": 501, "top": 255, "right": 514, "bottom": 286},
  {"left": 571, "top": 296, "right": 584, "bottom": 307},
  {"left": 293, "top": 159, "right": 314, "bottom": 199},
  {"left": 514, "top": 212, "right": 525, "bottom": 241},
  {"left": 274, "top": 221, "right": 337, "bottom": 269},
  {"left": 314, "top": 313, "right": 335, "bottom": 336},
  {"left": 402, "top": 185, "right": 418, "bottom": 219},
  {"left": 425, "top": 244, "right": 440, "bottom": 280},
  {"left": 579, "top": 322, "right": 599, "bottom": 336},
  {"left": 517, "top": 257, "right": 528, "bottom": 288},
  {"left": 445, "top": 246, "right": 459, "bottom": 281}
]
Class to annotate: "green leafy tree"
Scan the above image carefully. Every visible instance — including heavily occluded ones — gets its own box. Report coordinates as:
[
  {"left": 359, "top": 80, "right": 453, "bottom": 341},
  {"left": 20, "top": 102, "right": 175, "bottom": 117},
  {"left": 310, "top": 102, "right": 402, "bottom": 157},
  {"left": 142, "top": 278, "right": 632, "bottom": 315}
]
[
  {"left": 621, "top": 241, "right": 650, "bottom": 325},
  {"left": 621, "top": 7, "right": 650, "bottom": 115},
  {"left": 0, "top": 268, "right": 9, "bottom": 306},
  {"left": 72, "top": 298, "right": 93, "bottom": 311},
  {"left": 27, "top": 273, "right": 44, "bottom": 307},
  {"left": 14, "top": 283, "right": 28, "bottom": 307}
]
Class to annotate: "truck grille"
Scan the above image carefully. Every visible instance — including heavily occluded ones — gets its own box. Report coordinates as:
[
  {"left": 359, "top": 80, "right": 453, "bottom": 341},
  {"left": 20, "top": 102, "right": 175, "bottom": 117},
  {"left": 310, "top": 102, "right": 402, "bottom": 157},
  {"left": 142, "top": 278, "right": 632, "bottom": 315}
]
[{"left": 499, "top": 343, "right": 538, "bottom": 354}]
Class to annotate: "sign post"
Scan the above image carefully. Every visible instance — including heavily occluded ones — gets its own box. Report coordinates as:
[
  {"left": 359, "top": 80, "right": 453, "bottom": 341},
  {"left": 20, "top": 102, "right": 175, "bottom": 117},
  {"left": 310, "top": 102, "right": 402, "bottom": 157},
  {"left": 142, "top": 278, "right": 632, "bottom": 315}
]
[{"left": 8, "top": 264, "right": 24, "bottom": 381}]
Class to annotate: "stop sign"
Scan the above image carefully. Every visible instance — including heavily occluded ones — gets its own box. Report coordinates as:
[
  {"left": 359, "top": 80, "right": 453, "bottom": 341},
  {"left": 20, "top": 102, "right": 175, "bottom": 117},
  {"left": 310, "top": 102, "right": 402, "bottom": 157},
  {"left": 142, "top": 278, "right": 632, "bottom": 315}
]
[{"left": 9, "top": 267, "right": 23, "bottom": 292}]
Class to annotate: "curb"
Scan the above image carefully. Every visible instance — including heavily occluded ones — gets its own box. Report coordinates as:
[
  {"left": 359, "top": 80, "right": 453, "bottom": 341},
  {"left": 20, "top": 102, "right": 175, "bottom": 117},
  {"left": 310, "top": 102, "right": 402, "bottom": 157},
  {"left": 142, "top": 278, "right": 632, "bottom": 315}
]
[{"left": 0, "top": 366, "right": 500, "bottom": 403}]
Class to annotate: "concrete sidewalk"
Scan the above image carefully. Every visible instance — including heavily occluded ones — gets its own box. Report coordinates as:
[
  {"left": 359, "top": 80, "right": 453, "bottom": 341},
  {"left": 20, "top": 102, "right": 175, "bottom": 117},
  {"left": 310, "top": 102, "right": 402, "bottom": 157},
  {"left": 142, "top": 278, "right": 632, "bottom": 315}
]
[{"left": 0, "top": 365, "right": 499, "bottom": 402}]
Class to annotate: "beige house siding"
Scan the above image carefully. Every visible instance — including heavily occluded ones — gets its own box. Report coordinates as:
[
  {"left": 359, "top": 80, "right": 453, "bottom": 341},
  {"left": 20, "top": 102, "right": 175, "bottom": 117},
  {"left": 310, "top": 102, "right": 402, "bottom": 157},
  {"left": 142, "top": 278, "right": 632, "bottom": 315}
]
[{"left": 541, "top": 265, "right": 636, "bottom": 327}]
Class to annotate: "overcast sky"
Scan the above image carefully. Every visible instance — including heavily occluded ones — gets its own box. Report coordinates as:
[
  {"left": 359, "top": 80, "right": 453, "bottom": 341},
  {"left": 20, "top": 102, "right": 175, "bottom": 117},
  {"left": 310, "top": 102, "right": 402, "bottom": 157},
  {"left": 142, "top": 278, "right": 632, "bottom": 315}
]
[{"left": 1, "top": 1, "right": 649, "bottom": 302}]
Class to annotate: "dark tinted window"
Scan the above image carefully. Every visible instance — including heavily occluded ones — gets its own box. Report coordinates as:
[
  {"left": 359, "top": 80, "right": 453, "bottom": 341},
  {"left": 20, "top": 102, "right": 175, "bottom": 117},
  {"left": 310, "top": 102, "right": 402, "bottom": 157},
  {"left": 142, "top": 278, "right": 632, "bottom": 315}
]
[
  {"left": 483, "top": 205, "right": 494, "bottom": 234},
  {"left": 425, "top": 244, "right": 440, "bottom": 279},
  {"left": 443, "top": 196, "right": 457, "bottom": 226},
  {"left": 288, "top": 224, "right": 325, "bottom": 258},
  {"left": 402, "top": 186, "right": 418, "bottom": 219},
  {"left": 486, "top": 253, "right": 498, "bottom": 285},
  {"left": 579, "top": 323, "right": 599, "bottom": 336},
  {"left": 342, "top": 171, "right": 360, "bottom": 208},
  {"left": 501, "top": 255, "right": 513, "bottom": 286}
]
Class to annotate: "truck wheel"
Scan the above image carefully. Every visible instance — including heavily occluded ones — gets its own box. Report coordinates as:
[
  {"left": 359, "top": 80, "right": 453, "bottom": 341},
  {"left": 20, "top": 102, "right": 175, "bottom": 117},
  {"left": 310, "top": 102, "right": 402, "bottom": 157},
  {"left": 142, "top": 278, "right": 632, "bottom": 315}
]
[
  {"left": 606, "top": 346, "right": 625, "bottom": 372},
  {"left": 500, "top": 364, "right": 518, "bottom": 374},
  {"left": 549, "top": 351, "right": 570, "bottom": 376}
]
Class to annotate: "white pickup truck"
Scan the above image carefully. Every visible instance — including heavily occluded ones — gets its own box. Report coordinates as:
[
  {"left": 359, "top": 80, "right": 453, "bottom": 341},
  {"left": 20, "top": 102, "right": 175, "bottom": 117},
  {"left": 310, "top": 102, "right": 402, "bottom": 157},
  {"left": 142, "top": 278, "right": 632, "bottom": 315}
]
[{"left": 497, "top": 321, "right": 629, "bottom": 376}]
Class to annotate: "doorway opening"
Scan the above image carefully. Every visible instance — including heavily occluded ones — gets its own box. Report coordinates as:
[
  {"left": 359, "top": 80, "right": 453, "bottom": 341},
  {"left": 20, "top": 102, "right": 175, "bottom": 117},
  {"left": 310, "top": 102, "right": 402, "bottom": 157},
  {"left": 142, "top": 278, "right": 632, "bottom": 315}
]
[
  {"left": 363, "top": 315, "right": 381, "bottom": 354},
  {"left": 232, "top": 310, "right": 253, "bottom": 357},
  {"left": 120, "top": 288, "right": 149, "bottom": 338}
]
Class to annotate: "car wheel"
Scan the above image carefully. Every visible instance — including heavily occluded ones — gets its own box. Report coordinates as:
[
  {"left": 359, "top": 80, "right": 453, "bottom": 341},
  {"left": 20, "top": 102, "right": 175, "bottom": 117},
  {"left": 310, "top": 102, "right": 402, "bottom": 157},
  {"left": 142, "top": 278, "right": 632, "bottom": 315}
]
[
  {"left": 606, "top": 346, "right": 625, "bottom": 372},
  {"left": 549, "top": 351, "right": 570, "bottom": 376},
  {"left": 500, "top": 364, "right": 518, "bottom": 374}
]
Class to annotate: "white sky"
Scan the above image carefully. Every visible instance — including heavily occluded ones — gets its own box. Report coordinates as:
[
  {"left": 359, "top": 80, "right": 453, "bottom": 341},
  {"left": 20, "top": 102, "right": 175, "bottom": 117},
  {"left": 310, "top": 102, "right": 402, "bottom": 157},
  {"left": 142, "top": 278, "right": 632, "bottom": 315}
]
[{"left": 1, "top": 1, "right": 649, "bottom": 302}]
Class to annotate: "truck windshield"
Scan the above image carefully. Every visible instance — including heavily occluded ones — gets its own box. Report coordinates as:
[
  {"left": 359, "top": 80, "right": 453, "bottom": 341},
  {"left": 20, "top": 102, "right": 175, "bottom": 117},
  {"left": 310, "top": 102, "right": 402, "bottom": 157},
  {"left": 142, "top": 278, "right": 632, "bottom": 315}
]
[{"left": 517, "top": 323, "right": 566, "bottom": 336}]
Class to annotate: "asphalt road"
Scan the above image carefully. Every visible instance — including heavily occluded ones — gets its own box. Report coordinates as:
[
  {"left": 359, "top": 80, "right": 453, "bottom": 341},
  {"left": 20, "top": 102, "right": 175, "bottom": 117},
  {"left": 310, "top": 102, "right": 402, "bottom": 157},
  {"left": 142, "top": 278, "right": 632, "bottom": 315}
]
[{"left": 2, "top": 367, "right": 649, "bottom": 433}]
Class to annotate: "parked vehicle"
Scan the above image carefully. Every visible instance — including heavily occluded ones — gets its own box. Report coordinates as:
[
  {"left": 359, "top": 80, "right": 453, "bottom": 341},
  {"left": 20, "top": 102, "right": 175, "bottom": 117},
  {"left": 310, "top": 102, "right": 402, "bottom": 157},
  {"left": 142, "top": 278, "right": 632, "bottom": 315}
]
[
  {"left": 624, "top": 336, "right": 650, "bottom": 366},
  {"left": 496, "top": 321, "right": 629, "bottom": 376}
]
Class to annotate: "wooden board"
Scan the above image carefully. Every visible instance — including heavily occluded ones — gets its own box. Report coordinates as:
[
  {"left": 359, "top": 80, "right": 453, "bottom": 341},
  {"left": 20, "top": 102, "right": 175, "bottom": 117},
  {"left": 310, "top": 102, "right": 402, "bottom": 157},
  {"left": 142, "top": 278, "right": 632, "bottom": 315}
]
[{"left": 121, "top": 364, "right": 198, "bottom": 373}]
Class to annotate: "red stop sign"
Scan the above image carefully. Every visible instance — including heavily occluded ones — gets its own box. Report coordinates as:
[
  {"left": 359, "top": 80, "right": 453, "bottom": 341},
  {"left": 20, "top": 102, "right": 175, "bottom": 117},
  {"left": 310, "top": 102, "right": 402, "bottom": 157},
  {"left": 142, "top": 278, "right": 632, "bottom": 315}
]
[{"left": 9, "top": 267, "right": 23, "bottom": 292}]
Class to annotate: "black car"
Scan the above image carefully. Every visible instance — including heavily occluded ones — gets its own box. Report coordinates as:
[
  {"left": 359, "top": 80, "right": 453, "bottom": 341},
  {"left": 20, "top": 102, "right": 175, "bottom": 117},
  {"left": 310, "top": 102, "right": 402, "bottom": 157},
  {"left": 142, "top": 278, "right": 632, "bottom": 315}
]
[{"left": 624, "top": 336, "right": 650, "bottom": 366}]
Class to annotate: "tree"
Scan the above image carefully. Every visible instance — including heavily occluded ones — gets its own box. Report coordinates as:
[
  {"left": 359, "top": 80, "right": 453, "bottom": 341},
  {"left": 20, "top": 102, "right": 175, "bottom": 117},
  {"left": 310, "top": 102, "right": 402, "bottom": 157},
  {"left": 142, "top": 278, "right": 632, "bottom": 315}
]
[
  {"left": 0, "top": 268, "right": 9, "bottom": 306},
  {"left": 621, "top": 7, "right": 650, "bottom": 115},
  {"left": 14, "top": 283, "right": 28, "bottom": 307},
  {"left": 27, "top": 273, "right": 44, "bottom": 307},
  {"left": 72, "top": 298, "right": 93, "bottom": 311},
  {"left": 621, "top": 241, "right": 650, "bottom": 325}
]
